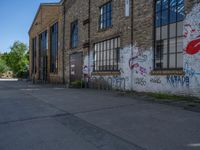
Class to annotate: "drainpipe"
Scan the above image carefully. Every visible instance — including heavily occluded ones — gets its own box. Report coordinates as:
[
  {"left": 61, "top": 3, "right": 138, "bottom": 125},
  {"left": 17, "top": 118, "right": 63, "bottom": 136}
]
[
  {"left": 130, "top": 0, "right": 134, "bottom": 91},
  {"left": 88, "top": 0, "right": 91, "bottom": 77},
  {"left": 62, "top": 4, "right": 66, "bottom": 84}
]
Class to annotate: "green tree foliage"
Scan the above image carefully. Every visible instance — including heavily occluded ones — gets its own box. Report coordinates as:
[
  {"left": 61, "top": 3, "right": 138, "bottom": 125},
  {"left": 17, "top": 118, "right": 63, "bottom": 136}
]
[
  {"left": 0, "top": 56, "right": 9, "bottom": 74},
  {"left": 3, "top": 41, "right": 29, "bottom": 78}
]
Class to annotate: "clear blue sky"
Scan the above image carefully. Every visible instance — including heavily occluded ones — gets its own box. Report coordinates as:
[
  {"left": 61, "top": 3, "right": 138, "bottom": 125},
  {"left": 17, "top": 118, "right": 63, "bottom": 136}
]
[{"left": 0, "top": 0, "right": 60, "bottom": 53}]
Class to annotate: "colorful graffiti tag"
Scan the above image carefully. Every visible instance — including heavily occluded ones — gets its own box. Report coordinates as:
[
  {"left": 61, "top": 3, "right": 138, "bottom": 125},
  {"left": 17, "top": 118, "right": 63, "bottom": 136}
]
[
  {"left": 185, "top": 35, "right": 200, "bottom": 55},
  {"left": 129, "top": 53, "right": 148, "bottom": 76},
  {"left": 166, "top": 76, "right": 190, "bottom": 88}
]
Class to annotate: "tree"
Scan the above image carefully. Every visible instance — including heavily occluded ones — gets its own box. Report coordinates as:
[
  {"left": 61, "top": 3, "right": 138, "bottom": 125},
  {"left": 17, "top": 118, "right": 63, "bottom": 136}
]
[
  {"left": 5, "top": 41, "right": 29, "bottom": 78},
  {"left": 0, "top": 57, "right": 9, "bottom": 74}
]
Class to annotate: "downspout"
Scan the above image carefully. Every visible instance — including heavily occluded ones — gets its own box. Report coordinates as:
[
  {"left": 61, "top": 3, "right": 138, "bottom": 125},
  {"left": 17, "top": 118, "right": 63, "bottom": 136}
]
[
  {"left": 130, "top": 0, "right": 134, "bottom": 91},
  {"left": 88, "top": 0, "right": 91, "bottom": 76},
  {"left": 62, "top": 4, "right": 66, "bottom": 84}
]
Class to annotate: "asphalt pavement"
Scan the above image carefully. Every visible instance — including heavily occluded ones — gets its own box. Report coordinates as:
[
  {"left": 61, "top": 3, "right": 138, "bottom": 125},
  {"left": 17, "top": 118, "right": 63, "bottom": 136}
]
[{"left": 0, "top": 81, "right": 200, "bottom": 150}]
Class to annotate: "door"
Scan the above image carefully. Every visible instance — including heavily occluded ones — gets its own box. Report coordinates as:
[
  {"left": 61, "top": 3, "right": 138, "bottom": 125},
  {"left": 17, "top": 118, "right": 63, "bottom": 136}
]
[{"left": 70, "top": 52, "right": 83, "bottom": 82}]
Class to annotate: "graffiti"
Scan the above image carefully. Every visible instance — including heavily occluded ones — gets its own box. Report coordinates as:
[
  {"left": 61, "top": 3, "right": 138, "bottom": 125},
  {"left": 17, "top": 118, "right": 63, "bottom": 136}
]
[
  {"left": 129, "top": 54, "right": 147, "bottom": 65},
  {"left": 135, "top": 78, "right": 146, "bottom": 86},
  {"left": 139, "top": 66, "right": 147, "bottom": 76},
  {"left": 184, "top": 3, "right": 200, "bottom": 55},
  {"left": 184, "top": 61, "right": 200, "bottom": 77},
  {"left": 184, "top": 24, "right": 196, "bottom": 38},
  {"left": 166, "top": 76, "right": 190, "bottom": 87},
  {"left": 129, "top": 51, "right": 147, "bottom": 75},
  {"left": 150, "top": 77, "right": 161, "bottom": 84},
  {"left": 129, "top": 62, "right": 147, "bottom": 76},
  {"left": 185, "top": 35, "right": 200, "bottom": 55}
]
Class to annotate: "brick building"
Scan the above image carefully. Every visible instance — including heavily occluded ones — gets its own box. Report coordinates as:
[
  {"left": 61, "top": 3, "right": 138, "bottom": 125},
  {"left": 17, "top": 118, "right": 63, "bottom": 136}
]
[
  {"left": 29, "top": 0, "right": 200, "bottom": 97},
  {"left": 29, "top": 1, "right": 64, "bottom": 83}
]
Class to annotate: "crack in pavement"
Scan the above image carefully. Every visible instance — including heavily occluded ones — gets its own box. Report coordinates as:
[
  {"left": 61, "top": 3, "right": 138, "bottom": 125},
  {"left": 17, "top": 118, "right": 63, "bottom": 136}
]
[
  {"left": 0, "top": 113, "right": 69, "bottom": 125},
  {"left": 22, "top": 91, "right": 147, "bottom": 150}
]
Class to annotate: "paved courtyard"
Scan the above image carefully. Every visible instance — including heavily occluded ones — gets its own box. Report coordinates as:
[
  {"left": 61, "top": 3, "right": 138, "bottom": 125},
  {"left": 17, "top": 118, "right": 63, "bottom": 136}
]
[{"left": 0, "top": 81, "right": 200, "bottom": 150}]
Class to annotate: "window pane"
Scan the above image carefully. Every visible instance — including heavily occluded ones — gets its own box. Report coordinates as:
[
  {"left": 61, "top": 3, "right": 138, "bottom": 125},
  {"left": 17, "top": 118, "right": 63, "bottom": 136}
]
[
  {"left": 156, "top": 0, "right": 161, "bottom": 12},
  {"left": 161, "top": 25, "right": 168, "bottom": 39},
  {"left": 169, "top": 54, "right": 176, "bottom": 68},
  {"left": 177, "top": 37, "right": 183, "bottom": 52},
  {"left": 177, "top": 21, "right": 183, "bottom": 36},
  {"left": 169, "top": 0, "right": 176, "bottom": 7},
  {"left": 163, "top": 39, "right": 168, "bottom": 54},
  {"left": 177, "top": 53, "right": 183, "bottom": 68},
  {"left": 100, "top": 2, "right": 112, "bottom": 29},
  {"left": 162, "top": 0, "right": 168, "bottom": 10},
  {"left": 161, "top": 9, "right": 168, "bottom": 26},
  {"left": 155, "top": 40, "right": 163, "bottom": 59},
  {"left": 177, "top": 3, "right": 184, "bottom": 21},
  {"left": 110, "top": 39, "right": 114, "bottom": 49},
  {"left": 118, "top": 37, "right": 120, "bottom": 47},
  {"left": 170, "top": 7, "right": 176, "bottom": 23},
  {"left": 114, "top": 38, "right": 118, "bottom": 48},
  {"left": 163, "top": 54, "right": 168, "bottom": 68},
  {"left": 156, "top": 27, "right": 161, "bottom": 40},
  {"left": 156, "top": 12, "right": 161, "bottom": 27},
  {"left": 169, "top": 38, "right": 176, "bottom": 53},
  {"left": 170, "top": 23, "right": 176, "bottom": 38}
]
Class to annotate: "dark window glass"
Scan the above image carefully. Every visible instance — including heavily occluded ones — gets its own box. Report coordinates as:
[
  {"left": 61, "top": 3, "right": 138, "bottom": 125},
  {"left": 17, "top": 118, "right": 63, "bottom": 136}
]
[
  {"left": 39, "top": 31, "right": 48, "bottom": 56},
  {"left": 50, "top": 22, "right": 58, "bottom": 73},
  {"left": 100, "top": 2, "right": 112, "bottom": 29},
  {"left": 154, "top": 0, "right": 184, "bottom": 70},
  {"left": 71, "top": 20, "right": 78, "bottom": 48},
  {"left": 94, "top": 37, "right": 120, "bottom": 72},
  {"left": 32, "top": 37, "right": 37, "bottom": 74}
]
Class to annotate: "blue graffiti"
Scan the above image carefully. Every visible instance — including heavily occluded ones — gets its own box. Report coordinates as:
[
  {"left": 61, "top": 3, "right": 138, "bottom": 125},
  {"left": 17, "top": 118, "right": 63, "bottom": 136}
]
[
  {"left": 184, "top": 62, "right": 200, "bottom": 77},
  {"left": 167, "top": 76, "right": 190, "bottom": 87}
]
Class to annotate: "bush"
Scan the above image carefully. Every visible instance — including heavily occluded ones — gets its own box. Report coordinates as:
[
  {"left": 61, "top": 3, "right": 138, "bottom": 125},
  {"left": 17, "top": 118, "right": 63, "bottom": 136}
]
[
  {"left": 70, "top": 80, "right": 82, "bottom": 88},
  {"left": 0, "top": 58, "right": 9, "bottom": 74}
]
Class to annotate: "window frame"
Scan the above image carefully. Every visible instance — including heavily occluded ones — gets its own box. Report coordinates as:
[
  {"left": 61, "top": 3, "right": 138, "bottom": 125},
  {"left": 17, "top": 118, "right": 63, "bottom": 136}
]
[
  {"left": 70, "top": 20, "right": 78, "bottom": 49},
  {"left": 99, "top": 1, "right": 112, "bottom": 30},
  {"left": 32, "top": 37, "right": 37, "bottom": 74},
  {"left": 93, "top": 37, "right": 120, "bottom": 72},
  {"left": 153, "top": 0, "right": 185, "bottom": 71},
  {"left": 50, "top": 22, "right": 59, "bottom": 73}
]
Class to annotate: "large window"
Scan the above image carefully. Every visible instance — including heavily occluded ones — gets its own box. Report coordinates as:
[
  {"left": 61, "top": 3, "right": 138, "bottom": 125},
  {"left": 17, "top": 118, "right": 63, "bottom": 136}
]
[
  {"left": 50, "top": 22, "right": 58, "bottom": 73},
  {"left": 32, "top": 37, "right": 37, "bottom": 74},
  {"left": 39, "top": 30, "right": 48, "bottom": 56},
  {"left": 70, "top": 20, "right": 78, "bottom": 48},
  {"left": 154, "top": 0, "right": 184, "bottom": 70},
  {"left": 100, "top": 2, "right": 112, "bottom": 30},
  {"left": 94, "top": 37, "right": 120, "bottom": 72}
]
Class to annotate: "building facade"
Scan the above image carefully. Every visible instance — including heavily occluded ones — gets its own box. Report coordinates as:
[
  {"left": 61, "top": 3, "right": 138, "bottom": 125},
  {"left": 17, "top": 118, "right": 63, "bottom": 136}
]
[
  {"left": 29, "top": 2, "right": 64, "bottom": 83},
  {"left": 29, "top": 0, "right": 200, "bottom": 97}
]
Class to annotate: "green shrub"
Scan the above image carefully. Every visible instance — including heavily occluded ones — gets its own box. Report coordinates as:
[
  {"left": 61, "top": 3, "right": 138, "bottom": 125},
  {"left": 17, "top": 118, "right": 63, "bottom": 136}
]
[{"left": 71, "top": 80, "right": 82, "bottom": 88}]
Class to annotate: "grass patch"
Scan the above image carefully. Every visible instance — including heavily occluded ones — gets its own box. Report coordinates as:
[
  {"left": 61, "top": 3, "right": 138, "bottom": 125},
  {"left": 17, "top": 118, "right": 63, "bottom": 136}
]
[
  {"left": 123, "top": 91, "right": 200, "bottom": 104},
  {"left": 147, "top": 93, "right": 188, "bottom": 100}
]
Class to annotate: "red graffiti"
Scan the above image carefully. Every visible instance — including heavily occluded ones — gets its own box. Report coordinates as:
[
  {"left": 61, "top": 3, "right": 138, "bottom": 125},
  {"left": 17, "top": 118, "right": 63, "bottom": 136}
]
[
  {"left": 184, "top": 24, "right": 196, "bottom": 38},
  {"left": 186, "top": 36, "right": 200, "bottom": 55},
  {"left": 129, "top": 63, "right": 139, "bottom": 70}
]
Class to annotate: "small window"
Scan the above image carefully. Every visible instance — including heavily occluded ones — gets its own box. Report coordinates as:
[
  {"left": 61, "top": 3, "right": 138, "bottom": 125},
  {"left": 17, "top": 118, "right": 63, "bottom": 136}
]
[
  {"left": 94, "top": 37, "right": 120, "bottom": 72},
  {"left": 50, "top": 22, "right": 58, "bottom": 73},
  {"left": 99, "top": 2, "right": 112, "bottom": 30},
  {"left": 71, "top": 20, "right": 78, "bottom": 48}
]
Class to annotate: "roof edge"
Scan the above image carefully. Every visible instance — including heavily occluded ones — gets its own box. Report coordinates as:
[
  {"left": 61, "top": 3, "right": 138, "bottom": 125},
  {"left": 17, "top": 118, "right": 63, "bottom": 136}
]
[{"left": 28, "top": 1, "right": 63, "bottom": 34}]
